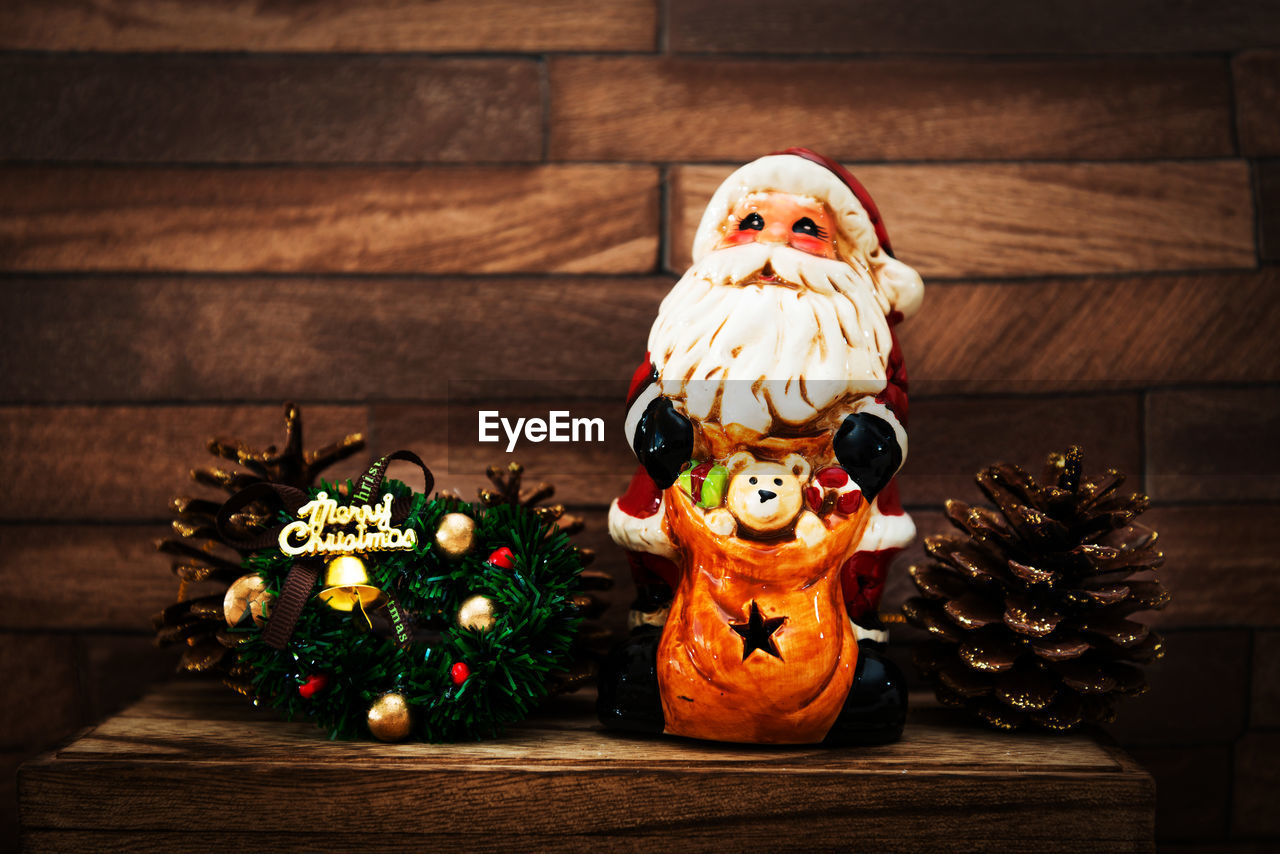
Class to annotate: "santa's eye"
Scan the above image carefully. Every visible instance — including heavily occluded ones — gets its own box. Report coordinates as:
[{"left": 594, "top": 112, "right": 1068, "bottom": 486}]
[
  {"left": 774, "top": 478, "right": 783, "bottom": 486},
  {"left": 737, "top": 212, "right": 764, "bottom": 231},
  {"left": 792, "top": 217, "right": 828, "bottom": 239},
  {"left": 749, "top": 476, "right": 758, "bottom": 484}
]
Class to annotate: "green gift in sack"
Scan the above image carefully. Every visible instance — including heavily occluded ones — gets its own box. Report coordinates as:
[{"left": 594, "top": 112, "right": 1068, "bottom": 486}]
[{"left": 676, "top": 461, "right": 729, "bottom": 509}]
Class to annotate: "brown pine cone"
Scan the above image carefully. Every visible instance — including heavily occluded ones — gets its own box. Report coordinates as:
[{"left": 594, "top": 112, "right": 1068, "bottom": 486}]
[
  {"left": 153, "top": 403, "right": 366, "bottom": 679},
  {"left": 903, "top": 447, "right": 1169, "bottom": 732}
]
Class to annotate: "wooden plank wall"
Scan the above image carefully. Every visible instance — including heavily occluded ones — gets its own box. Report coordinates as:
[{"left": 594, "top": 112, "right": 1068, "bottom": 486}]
[{"left": 1, "top": 1, "right": 1277, "bottom": 847}]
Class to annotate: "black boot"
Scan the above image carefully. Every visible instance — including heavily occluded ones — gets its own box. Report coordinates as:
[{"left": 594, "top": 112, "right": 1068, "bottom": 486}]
[
  {"left": 597, "top": 625, "right": 665, "bottom": 734},
  {"left": 822, "top": 638, "right": 908, "bottom": 746}
]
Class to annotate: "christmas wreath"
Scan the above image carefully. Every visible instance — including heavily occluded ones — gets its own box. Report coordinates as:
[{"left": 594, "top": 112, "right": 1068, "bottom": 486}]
[{"left": 154, "top": 405, "right": 592, "bottom": 742}]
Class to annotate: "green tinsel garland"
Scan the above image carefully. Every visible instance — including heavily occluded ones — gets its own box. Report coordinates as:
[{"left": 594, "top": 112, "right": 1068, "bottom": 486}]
[{"left": 232, "top": 478, "right": 583, "bottom": 741}]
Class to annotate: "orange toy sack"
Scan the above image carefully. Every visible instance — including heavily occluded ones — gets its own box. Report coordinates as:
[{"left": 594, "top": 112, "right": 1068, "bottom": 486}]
[{"left": 657, "top": 453, "right": 872, "bottom": 743}]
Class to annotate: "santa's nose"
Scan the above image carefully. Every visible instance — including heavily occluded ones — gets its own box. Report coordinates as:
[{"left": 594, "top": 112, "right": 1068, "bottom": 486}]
[
  {"left": 758, "top": 489, "right": 777, "bottom": 503},
  {"left": 757, "top": 222, "right": 790, "bottom": 244}
]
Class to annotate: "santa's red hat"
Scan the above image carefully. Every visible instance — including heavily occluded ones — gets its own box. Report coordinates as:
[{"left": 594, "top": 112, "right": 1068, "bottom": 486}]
[{"left": 690, "top": 148, "right": 924, "bottom": 318}]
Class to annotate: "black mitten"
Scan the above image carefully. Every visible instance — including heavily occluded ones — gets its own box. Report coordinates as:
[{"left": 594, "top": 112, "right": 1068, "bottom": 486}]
[
  {"left": 633, "top": 396, "right": 694, "bottom": 489},
  {"left": 833, "top": 411, "right": 901, "bottom": 501}
]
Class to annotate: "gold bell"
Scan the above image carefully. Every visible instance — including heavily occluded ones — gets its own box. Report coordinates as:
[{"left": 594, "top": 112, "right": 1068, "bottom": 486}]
[{"left": 318, "top": 555, "right": 383, "bottom": 613}]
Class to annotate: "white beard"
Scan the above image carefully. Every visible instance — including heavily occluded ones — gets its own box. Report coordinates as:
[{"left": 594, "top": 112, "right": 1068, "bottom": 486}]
[{"left": 648, "top": 243, "right": 894, "bottom": 438}]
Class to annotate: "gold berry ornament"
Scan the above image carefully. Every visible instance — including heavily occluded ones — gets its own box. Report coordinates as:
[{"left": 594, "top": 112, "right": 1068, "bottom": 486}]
[
  {"left": 367, "top": 692, "right": 413, "bottom": 742},
  {"left": 435, "top": 512, "right": 476, "bottom": 558},
  {"left": 223, "top": 574, "right": 274, "bottom": 628},
  {"left": 457, "top": 594, "right": 497, "bottom": 632}
]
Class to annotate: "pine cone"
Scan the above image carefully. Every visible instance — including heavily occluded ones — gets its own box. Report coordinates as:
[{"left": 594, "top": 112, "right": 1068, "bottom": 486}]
[
  {"left": 902, "top": 447, "right": 1169, "bottom": 732},
  {"left": 153, "top": 403, "right": 366, "bottom": 688}
]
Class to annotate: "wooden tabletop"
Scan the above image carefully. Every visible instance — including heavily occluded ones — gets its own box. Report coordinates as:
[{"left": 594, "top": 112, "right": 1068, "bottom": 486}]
[{"left": 19, "top": 681, "right": 1154, "bottom": 853}]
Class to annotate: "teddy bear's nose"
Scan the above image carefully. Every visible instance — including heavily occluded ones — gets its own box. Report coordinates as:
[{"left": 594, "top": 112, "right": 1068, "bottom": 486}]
[{"left": 758, "top": 489, "right": 777, "bottom": 503}]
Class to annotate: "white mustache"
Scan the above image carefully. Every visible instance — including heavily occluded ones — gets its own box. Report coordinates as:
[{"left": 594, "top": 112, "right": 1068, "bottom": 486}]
[{"left": 693, "top": 242, "right": 880, "bottom": 305}]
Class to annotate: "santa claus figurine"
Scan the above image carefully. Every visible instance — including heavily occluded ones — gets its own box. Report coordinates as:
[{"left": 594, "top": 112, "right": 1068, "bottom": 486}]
[{"left": 600, "top": 149, "right": 924, "bottom": 745}]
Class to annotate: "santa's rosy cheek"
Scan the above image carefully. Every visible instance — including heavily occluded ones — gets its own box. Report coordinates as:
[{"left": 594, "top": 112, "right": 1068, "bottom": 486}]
[
  {"left": 719, "top": 230, "right": 759, "bottom": 247},
  {"left": 789, "top": 234, "right": 835, "bottom": 257}
]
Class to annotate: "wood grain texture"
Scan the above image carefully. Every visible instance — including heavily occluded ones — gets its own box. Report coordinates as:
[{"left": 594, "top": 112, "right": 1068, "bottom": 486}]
[
  {"left": 1104, "top": 630, "right": 1250, "bottom": 745},
  {"left": 1234, "top": 51, "right": 1280, "bottom": 157},
  {"left": 0, "top": 633, "right": 83, "bottom": 750},
  {"left": 900, "top": 272, "right": 1280, "bottom": 393},
  {"left": 1, "top": 751, "right": 23, "bottom": 850},
  {"left": 551, "top": 56, "right": 1232, "bottom": 162},
  {"left": 5, "top": 271, "right": 1277, "bottom": 406},
  {"left": 17, "top": 682, "right": 1154, "bottom": 852},
  {"left": 77, "top": 635, "right": 181, "bottom": 725},
  {"left": 0, "top": 0, "right": 657, "bottom": 52},
  {"left": 670, "top": 162, "right": 1255, "bottom": 277},
  {"left": 5, "top": 830, "right": 1136, "bottom": 854},
  {"left": 1141, "top": 506, "right": 1280, "bottom": 628},
  {"left": 0, "top": 166, "right": 659, "bottom": 274},
  {"left": 0, "top": 524, "right": 210, "bottom": 631},
  {"left": 1260, "top": 160, "right": 1280, "bottom": 263},
  {"left": 1145, "top": 387, "right": 1280, "bottom": 502},
  {"left": 899, "top": 393, "right": 1142, "bottom": 507},
  {"left": 0, "top": 398, "right": 627, "bottom": 519},
  {"left": 0, "top": 405, "right": 371, "bottom": 522},
  {"left": 668, "top": 0, "right": 1280, "bottom": 54},
  {"left": 61, "top": 689, "right": 1121, "bottom": 771},
  {"left": 1254, "top": 632, "right": 1280, "bottom": 729},
  {"left": 0, "top": 277, "right": 667, "bottom": 403},
  {"left": 1124, "top": 745, "right": 1231, "bottom": 840},
  {"left": 1233, "top": 732, "right": 1280, "bottom": 836},
  {"left": 0, "top": 55, "right": 542, "bottom": 164}
]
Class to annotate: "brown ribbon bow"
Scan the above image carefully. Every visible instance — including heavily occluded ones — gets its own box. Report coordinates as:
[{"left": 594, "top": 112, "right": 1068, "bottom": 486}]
[{"left": 216, "top": 451, "right": 434, "bottom": 650}]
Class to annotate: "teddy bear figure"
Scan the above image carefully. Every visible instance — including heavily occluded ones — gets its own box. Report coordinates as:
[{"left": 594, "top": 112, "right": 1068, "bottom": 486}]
[
  {"left": 703, "top": 454, "right": 822, "bottom": 541},
  {"left": 600, "top": 149, "right": 921, "bottom": 745}
]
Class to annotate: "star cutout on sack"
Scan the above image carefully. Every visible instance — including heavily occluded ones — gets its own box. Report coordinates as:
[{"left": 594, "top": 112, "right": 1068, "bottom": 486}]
[{"left": 730, "top": 600, "right": 786, "bottom": 661}]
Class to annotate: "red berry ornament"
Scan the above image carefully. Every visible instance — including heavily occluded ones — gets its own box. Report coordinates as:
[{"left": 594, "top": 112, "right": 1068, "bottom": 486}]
[
  {"left": 817, "top": 466, "right": 850, "bottom": 488},
  {"left": 450, "top": 662, "right": 471, "bottom": 686},
  {"left": 805, "top": 466, "right": 863, "bottom": 516},
  {"left": 298, "top": 674, "right": 329, "bottom": 699},
  {"left": 836, "top": 488, "right": 863, "bottom": 515},
  {"left": 487, "top": 546, "right": 515, "bottom": 569}
]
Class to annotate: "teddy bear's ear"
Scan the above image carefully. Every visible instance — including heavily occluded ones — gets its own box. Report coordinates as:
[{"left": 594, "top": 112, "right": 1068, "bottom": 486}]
[
  {"left": 783, "top": 453, "right": 811, "bottom": 482},
  {"left": 724, "top": 451, "right": 755, "bottom": 474}
]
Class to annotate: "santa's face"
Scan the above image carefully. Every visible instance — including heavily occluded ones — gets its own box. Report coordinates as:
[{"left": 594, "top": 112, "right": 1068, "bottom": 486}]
[
  {"left": 716, "top": 192, "right": 839, "bottom": 260},
  {"left": 648, "top": 197, "right": 893, "bottom": 439}
]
